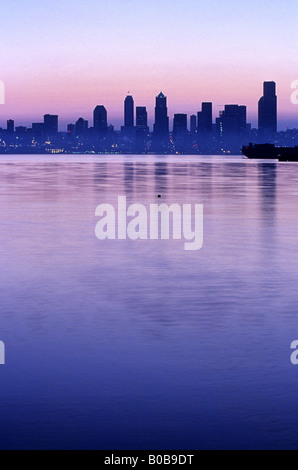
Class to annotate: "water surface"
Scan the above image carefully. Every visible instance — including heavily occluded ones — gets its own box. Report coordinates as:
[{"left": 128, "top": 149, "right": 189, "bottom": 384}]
[{"left": 0, "top": 154, "right": 298, "bottom": 450}]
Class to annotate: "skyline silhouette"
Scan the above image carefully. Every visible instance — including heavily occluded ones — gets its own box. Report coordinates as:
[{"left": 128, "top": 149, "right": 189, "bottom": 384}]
[
  {"left": 1, "top": 81, "right": 297, "bottom": 132},
  {"left": 1, "top": 81, "right": 298, "bottom": 155},
  {"left": 0, "top": 81, "right": 282, "bottom": 132}
]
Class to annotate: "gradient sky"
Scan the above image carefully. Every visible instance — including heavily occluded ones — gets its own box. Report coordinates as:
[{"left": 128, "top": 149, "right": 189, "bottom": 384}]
[{"left": 1, "top": 0, "right": 298, "bottom": 130}]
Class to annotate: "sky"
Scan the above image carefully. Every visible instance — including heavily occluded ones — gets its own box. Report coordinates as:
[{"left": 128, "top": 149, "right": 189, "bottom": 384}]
[{"left": 0, "top": 0, "right": 298, "bottom": 131}]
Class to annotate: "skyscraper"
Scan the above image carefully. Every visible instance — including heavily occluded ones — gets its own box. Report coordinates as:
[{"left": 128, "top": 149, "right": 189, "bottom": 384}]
[
  {"left": 94, "top": 105, "right": 108, "bottom": 137},
  {"left": 75, "top": 118, "right": 88, "bottom": 136},
  {"left": 67, "top": 124, "right": 75, "bottom": 136},
  {"left": 153, "top": 92, "right": 169, "bottom": 143},
  {"left": 258, "top": 82, "right": 277, "bottom": 135},
  {"left": 136, "top": 107, "right": 149, "bottom": 151},
  {"left": 173, "top": 114, "right": 188, "bottom": 150},
  {"left": 44, "top": 114, "right": 58, "bottom": 136},
  {"left": 124, "top": 95, "right": 134, "bottom": 128},
  {"left": 136, "top": 107, "right": 148, "bottom": 131},
  {"left": 32, "top": 123, "right": 44, "bottom": 139},
  {"left": 216, "top": 105, "right": 247, "bottom": 137},
  {"left": 7, "top": 120, "right": 14, "bottom": 134},
  {"left": 197, "top": 102, "right": 212, "bottom": 135}
]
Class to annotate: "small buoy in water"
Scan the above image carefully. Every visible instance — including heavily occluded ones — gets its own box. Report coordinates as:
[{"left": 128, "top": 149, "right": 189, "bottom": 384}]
[{"left": 158, "top": 194, "right": 162, "bottom": 198}]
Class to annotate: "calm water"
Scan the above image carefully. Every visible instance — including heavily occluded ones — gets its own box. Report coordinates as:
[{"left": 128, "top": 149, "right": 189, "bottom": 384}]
[{"left": 0, "top": 154, "right": 298, "bottom": 450}]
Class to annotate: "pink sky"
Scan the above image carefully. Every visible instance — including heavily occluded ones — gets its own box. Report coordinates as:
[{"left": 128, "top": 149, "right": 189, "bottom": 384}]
[{"left": 0, "top": 0, "right": 298, "bottom": 130}]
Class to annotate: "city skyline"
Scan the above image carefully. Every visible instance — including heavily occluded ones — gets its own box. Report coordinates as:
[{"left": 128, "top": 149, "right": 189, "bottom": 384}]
[
  {"left": 1, "top": 0, "right": 298, "bottom": 129},
  {"left": 1, "top": 80, "right": 297, "bottom": 132},
  {"left": 0, "top": 82, "right": 283, "bottom": 134},
  {"left": 1, "top": 82, "right": 297, "bottom": 156}
]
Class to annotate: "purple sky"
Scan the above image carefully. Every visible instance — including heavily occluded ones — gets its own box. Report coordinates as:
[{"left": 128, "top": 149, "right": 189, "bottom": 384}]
[{"left": 0, "top": 0, "right": 298, "bottom": 130}]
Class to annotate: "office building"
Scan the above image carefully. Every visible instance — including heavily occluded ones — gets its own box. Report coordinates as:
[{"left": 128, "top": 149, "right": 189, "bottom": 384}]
[
  {"left": 94, "top": 105, "right": 108, "bottom": 137},
  {"left": 197, "top": 102, "right": 212, "bottom": 135},
  {"left": 75, "top": 118, "right": 88, "bottom": 136},
  {"left": 258, "top": 81, "right": 277, "bottom": 135},
  {"left": 136, "top": 107, "right": 148, "bottom": 131},
  {"left": 216, "top": 105, "right": 247, "bottom": 137},
  {"left": 44, "top": 114, "right": 58, "bottom": 136},
  {"left": 124, "top": 95, "right": 134, "bottom": 128},
  {"left": 153, "top": 92, "right": 169, "bottom": 141},
  {"left": 173, "top": 114, "right": 187, "bottom": 139},
  {"left": 32, "top": 123, "right": 44, "bottom": 139},
  {"left": 7, "top": 120, "right": 14, "bottom": 134}
]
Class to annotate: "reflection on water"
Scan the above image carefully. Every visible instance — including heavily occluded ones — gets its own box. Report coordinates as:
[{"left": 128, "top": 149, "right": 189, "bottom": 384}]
[{"left": 0, "top": 155, "right": 298, "bottom": 449}]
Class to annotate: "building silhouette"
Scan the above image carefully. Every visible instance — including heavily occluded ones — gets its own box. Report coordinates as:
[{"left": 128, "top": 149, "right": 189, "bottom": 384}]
[
  {"left": 136, "top": 107, "right": 149, "bottom": 151},
  {"left": 0, "top": 80, "right": 290, "bottom": 155},
  {"left": 7, "top": 120, "right": 14, "bottom": 134},
  {"left": 153, "top": 92, "right": 169, "bottom": 149},
  {"left": 173, "top": 114, "right": 188, "bottom": 151},
  {"left": 75, "top": 118, "right": 88, "bottom": 137},
  {"left": 216, "top": 105, "right": 247, "bottom": 137},
  {"left": 94, "top": 105, "right": 108, "bottom": 137},
  {"left": 124, "top": 95, "right": 134, "bottom": 128},
  {"left": 216, "top": 104, "right": 247, "bottom": 152},
  {"left": 67, "top": 124, "right": 75, "bottom": 136},
  {"left": 15, "top": 127, "right": 27, "bottom": 135},
  {"left": 136, "top": 107, "right": 148, "bottom": 131},
  {"left": 258, "top": 81, "right": 277, "bottom": 136},
  {"left": 121, "top": 95, "right": 135, "bottom": 142},
  {"left": 173, "top": 114, "right": 187, "bottom": 139},
  {"left": 32, "top": 123, "right": 44, "bottom": 139},
  {"left": 197, "top": 102, "right": 212, "bottom": 135},
  {"left": 44, "top": 114, "right": 58, "bottom": 136}
]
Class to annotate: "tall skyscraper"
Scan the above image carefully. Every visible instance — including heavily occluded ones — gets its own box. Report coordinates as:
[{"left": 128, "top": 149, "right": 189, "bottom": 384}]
[
  {"left": 94, "top": 105, "right": 108, "bottom": 136},
  {"left": 153, "top": 92, "right": 169, "bottom": 142},
  {"left": 44, "top": 114, "right": 58, "bottom": 136},
  {"left": 136, "top": 107, "right": 149, "bottom": 151},
  {"left": 7, "top": 120, "right": 14, "bottom": 134},
  {"left": 124, "top": 95, "right": 134, "bottom": 128},
  {"left": 136, "top": 107, "right": 148, "bottom": 131},
  {"left": 258, "top": 81, "right": 277, "bottom": 135},
  {"left": 197, "top": 102, "right": 212, "bottom": 135}
]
